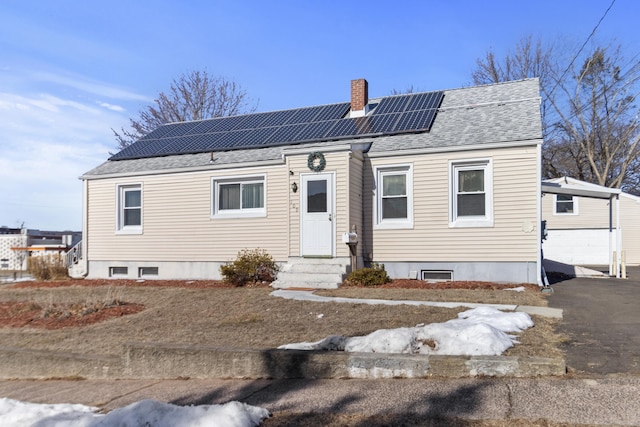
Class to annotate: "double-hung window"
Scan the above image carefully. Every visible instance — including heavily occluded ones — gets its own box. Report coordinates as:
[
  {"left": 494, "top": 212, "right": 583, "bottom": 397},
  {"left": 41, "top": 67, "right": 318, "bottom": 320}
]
[
  {"left": 554, "top": 194, "right": 576, "bottom": 214},
  {"left": 450, "top": 159, "right": 493, "bottom": 227},
  {"left": 375, "top": 164, "right": 413, "bottom": 228},
  {"left": 212, "top": 175, "right": 266, "bottom": 218},
  {"left": 117, "top": 184, "right": 142, "bottom": 234}
]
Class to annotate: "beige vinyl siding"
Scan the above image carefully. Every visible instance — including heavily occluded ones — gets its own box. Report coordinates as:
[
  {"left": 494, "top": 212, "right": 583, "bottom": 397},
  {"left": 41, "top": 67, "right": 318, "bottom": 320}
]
[
  {"left": 286, "top": 150, "right": 351, "bottom": 257},
  {"left": 621, "top": 195, "right": 640, "bottom": 265},
  {"left": 348, "top": 152, "right": 364, "bottom": 259},
  {"left": 542, "top": 195, "right": 613, "bottom": 228},
  {"left": 364, "top": 145, "right": 539, "bottom": 263},
  {"left": 86, "top": 165, "right": 289, "bottom": 262}
]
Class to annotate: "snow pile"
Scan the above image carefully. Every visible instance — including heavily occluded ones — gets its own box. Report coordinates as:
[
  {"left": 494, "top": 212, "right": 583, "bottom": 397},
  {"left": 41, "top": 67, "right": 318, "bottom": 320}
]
[
  {"left": 0, "top": 398, "right": 269, "bottom": 427},
  {"left": 279, "top": 307, "right": 533, "bottom": 356}
]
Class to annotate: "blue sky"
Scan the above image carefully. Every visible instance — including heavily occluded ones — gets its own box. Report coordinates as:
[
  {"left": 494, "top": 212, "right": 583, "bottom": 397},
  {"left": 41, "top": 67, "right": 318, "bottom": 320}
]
[{"left": 1, "top": 0, "right": 638, "bottom": 231}]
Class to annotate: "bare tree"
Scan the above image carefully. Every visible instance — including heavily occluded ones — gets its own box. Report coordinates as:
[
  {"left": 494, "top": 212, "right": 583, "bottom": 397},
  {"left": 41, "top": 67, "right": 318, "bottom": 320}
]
[
  {"left": 546, "top": 46, "right": 640, "bottom": 192},
  {"left": 113, "top": 70, "right": 255, "bottom": 150},
  {"left": 472, "top": 35, "right": 554, "bottom": 87},
  {"left": 472, "top": 36, "right": 640, "bottom": 194}
]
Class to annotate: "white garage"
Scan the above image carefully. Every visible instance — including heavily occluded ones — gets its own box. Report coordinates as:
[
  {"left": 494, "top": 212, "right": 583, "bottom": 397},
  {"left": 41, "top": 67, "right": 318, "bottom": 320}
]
[{"left": 541, "top": 177, "right": 625, "bottom": 277}]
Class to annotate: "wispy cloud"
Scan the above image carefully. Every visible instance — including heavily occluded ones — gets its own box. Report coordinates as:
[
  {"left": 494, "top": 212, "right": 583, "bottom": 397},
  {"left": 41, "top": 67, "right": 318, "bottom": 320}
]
[
  {"left": 99, "top": 102, "right": 126, "bottom": 112},
  {"left": 30, "top": 70, "right": 150, "bottom": 102},
  {"left": 0, "top": 88, "right": 129, "bottom": 230}
]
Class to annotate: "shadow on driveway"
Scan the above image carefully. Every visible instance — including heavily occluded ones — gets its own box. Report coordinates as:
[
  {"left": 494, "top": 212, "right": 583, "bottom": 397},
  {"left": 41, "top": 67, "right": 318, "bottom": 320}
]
[{"left": 548, "top": 267, "right": 640, "bottom": 375}]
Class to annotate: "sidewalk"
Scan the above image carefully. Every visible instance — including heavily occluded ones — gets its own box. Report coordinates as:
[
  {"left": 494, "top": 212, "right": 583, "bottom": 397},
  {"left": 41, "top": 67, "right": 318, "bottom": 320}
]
[{"left": 1, "top": 377, "right": 640, "bottom": 425}]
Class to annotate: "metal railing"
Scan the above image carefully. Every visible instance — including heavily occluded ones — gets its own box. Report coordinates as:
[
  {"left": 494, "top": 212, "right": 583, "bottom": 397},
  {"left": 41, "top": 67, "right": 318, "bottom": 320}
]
[{"left": 66, "top": 240, "right": 82, "bottom": 268}]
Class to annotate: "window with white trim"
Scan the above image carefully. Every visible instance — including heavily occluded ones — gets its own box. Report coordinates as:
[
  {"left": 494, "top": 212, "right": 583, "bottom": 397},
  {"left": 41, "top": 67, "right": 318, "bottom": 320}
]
[
  {"left": 375, "top": 164, "right": 413, "bottom": 228},
  {"left": 554, "top": 194, "right": 577, "bottom": 214},
  {"left": 450, "top": 160, "right": 493, "bottom": 227},
  {"left": 212, "top": 175, "right": 266, "bottom": 218},
  {"left": 117, "top": 184, "right": 142, "bottom": 233}
]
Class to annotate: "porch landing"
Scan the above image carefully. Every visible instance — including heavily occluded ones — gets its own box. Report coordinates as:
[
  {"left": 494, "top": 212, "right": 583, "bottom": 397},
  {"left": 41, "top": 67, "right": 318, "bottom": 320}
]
[{"left": 272, "top": 257, "right": 349, "bottom": 289}]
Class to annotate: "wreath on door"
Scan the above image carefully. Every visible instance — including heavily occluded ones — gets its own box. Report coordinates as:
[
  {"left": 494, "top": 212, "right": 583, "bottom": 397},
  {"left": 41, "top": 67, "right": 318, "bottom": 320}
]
[{"left": 307, "top": 151, "right": 326, "bottom": 172}]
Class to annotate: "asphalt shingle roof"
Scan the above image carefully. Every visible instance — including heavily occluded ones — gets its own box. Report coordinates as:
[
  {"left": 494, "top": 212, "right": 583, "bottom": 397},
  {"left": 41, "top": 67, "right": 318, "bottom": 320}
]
[{"left": 83, "top": 79, "right": 542, "bottom": 179}]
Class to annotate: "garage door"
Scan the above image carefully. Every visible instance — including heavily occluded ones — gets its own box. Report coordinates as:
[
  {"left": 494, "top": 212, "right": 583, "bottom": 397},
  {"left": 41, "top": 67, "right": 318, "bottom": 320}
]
[{"left": 543, "top": 229, "right": 617, "bottom": 265}]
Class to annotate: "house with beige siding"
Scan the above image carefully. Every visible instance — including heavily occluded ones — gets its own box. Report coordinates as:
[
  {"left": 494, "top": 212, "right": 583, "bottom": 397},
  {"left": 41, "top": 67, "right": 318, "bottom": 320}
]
[
  {"left": 541, "top": 176, "right": 640, "bottom": 272},
  {"left": 72, "top": 78, "right": 544, "bottom": 287}
]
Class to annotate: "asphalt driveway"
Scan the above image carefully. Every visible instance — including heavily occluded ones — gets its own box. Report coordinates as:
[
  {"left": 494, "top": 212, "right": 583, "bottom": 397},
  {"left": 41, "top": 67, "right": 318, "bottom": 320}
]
[{"left": 547, "top": 267, "right": 640, "bottom": 375}]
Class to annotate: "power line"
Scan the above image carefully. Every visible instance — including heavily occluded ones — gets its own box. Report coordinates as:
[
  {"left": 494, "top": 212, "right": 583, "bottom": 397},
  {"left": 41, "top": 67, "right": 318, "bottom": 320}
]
[{"left": 549, "top": 0, "right": 617, "bottom": 95}]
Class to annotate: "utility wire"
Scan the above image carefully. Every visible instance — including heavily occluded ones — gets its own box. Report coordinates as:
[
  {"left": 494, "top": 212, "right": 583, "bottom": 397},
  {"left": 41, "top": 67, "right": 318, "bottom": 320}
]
[{"left": 549, "top": 0, "right": 617, "bottom": 95}]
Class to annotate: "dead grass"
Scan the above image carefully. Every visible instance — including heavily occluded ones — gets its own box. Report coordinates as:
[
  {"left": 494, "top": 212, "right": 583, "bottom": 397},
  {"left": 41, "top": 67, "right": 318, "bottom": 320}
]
[{"left": 0, "top": 279, "right": 563, "bottom": 361}]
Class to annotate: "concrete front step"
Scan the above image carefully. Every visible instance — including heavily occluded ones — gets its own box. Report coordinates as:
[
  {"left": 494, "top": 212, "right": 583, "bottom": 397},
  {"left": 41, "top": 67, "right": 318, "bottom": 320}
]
[{"left": 273, "top": 257, "right": 349, "bottom": 289}]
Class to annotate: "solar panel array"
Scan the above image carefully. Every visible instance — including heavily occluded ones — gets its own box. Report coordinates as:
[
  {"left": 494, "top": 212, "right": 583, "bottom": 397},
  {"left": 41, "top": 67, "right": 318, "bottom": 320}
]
[{"left": 110, "top": 91, "right": 444, "bottom": 161}]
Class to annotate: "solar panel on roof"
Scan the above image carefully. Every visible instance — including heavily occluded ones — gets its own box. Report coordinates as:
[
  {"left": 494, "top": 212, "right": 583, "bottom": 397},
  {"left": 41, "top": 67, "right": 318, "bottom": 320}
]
[
  {"left": 393, "top": 109, "right": 438, "bottom": 132},
  {"left": 108, "top": 92, "right": 444, "bottom": 161},
  {"left": 207, "top": 115, "right": 246, "bottom": 132},
  {"left": 312, "top": 103, "right": 350, "bottom": 122},
  {"left": 239, "top": 126, "right": 279, "bottom": 146},
  {"left": 295, "top": 120, "right": 338, "bottom": 141},
  {"left": 264, "top": 123, "right": 307, "bottom": 144},
  {"left": 214, "top": 129, "right": 255, "bottom": 148},
  {"left": 324, "top": 119, "right": 361, "bottom": 138},
  {"left": 230, "top": 112, "right": 271, "bottom": 131},
  {"left": 373, "top": 95, "right": 411, "bottom": 114},
  {"left": 369, "top": 113, "right": 401, "bottom": 134},
  {"left": 285, "top": 106, "right": 323, "bottom": 125},
  {"left": 259, "top": 109, "right": 298, "bottom": 127},
  {"left": 185, "top": 118, "right": 226, "bottom": 135},
  {"left": 405, "top": 91, "right": 444, "bottom": 111},
  {"left": 139, "top": 125, "right": 174, "bottom": 141},
  {"left": 183, "top": 132, "right": 225, "bottom": 152},
  {"left": 160, "top": 122, "right": 202, "bottom": 139}
]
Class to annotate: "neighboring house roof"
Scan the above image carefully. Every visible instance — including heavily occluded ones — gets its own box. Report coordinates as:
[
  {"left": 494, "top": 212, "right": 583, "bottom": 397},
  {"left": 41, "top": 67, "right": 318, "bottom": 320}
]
[
  {"left": 83, "top": 78, "right": 542, "bottom": 179},
  {"left": 542, "top": 176, "right": 622, "bottom": 199}
]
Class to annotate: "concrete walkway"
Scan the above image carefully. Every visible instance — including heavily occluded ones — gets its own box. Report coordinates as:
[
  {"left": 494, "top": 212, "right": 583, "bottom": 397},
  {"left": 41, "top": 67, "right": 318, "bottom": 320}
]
[
  {"left": 271, "top": 289, "right": 564, "bottom": 318},
  {"left": 2, "top": 377, "right": 640, "bottom": 425}
]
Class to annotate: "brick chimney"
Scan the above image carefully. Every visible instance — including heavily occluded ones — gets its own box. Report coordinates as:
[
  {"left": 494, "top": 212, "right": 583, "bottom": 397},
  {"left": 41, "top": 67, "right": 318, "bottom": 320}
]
[{"left": 350, "top": 78, "right": 368, "bottom": 116}]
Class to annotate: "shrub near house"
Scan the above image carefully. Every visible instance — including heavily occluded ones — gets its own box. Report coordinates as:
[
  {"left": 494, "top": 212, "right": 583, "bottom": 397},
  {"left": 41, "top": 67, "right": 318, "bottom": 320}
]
[{"left": 220, "top": 249, "right": 280, "bottom": 286}]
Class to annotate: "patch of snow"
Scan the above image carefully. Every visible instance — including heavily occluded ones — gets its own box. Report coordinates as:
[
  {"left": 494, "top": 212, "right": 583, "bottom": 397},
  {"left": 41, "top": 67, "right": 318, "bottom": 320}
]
[
  {"left": 0, "top": 398, "right": 270, "bottom": 427},
  {"left": 279, "top": 335, "right": 347, "bottom": 351},
  {"left": 504, "top": 286, "right": 526, "bottom": 292},
  {"left": 279, "top": 307, "right": 533, "bottom": 357},
  {"left": 345, "top": 327, "right": 416, "bottom": 354}
]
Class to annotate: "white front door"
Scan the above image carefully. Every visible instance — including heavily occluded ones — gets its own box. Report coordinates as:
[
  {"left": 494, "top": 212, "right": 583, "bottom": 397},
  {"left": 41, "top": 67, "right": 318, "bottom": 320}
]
[{"left": 301, "top": 173, "right": 334, "bottom": 256}]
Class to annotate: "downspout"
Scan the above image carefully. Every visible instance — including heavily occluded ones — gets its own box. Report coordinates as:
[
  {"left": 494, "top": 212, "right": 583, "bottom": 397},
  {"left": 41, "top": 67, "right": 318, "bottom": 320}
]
[
  {"left": 80, "top": 178, "right": 89, "bottom": 277},
  {"left": 616, "top": 194, "right": 621, "bottom": 278},
  {"left": 608, "top": 195, "right": 613, "bottom": 276},
  {"left": 536, "top": 143, "right": 543, "bottom": 287}
]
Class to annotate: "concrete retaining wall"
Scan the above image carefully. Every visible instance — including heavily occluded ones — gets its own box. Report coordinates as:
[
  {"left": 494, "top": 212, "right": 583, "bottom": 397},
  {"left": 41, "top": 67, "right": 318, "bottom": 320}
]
[{"left": 0, "top": 343, "right": 565, "bottom": 380}]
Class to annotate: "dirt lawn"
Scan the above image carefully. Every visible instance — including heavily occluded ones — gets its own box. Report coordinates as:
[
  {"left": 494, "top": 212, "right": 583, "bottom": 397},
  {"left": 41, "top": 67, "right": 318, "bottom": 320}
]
[{"left": 0, "top": 279, "right": 563, "bottom": 360}]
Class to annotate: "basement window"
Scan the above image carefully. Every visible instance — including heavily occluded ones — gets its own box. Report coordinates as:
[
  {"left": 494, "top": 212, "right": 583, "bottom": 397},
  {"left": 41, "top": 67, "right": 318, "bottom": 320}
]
[
  {"left": 109, "top": 266, "right": 128, "bottom": 277},
  {"left": 139, "top": 267, "right": 159, "bottom": 277},
  {"left": 421, "top": 270, "right": 453, "bottom": 282}
]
